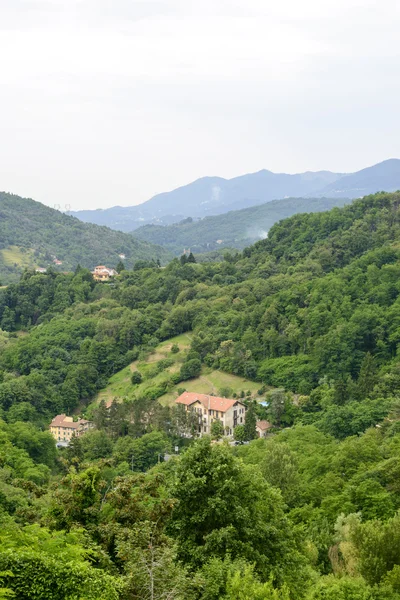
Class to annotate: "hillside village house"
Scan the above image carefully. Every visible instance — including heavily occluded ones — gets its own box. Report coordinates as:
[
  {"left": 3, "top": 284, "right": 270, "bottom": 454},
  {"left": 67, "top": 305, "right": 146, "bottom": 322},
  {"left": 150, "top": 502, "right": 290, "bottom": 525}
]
[
  {"left": 50, "top": 414, "right": 94, "bottom": 443},
  {"left": 175, "top": 392, "right": 246, "bottom": 436},
  {"left": 256, "top": 420, "right": 273, "bottom": 438},
  {"left": 92, "top": 266, "right": 118, "bottom": 282}
]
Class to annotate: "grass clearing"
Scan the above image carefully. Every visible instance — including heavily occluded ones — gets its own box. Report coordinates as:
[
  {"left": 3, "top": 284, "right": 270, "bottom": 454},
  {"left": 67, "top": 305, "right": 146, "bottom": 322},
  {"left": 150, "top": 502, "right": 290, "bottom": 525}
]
[
  {"left": 94, "top": 331, "right": 263, "bottom": 409},
  {"left": 94, "top": 332, "right": 263, "bottom": 407},
  {"left": 1, "top": 246, "right": 36, "bottom": 268},
  {"left": 94, "top": 333, "right": 193, "bottom": 404}
]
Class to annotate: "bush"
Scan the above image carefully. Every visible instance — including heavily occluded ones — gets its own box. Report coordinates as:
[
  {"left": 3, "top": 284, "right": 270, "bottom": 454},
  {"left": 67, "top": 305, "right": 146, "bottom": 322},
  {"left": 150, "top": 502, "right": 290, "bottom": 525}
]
[
  {"left": 171, "top": 373, "right": 182, "bottom": 385},
  {"left": 180, "top": 359, "right": 202, "bottom": 381},
  {"left": 131, "top": 371, "right": 142, "bottom": 385},
  {"left": 171, "top": 344, "right": 180, "bottom": 354},
  {"left": 157, "top": 358, "right": 174, "bottom": 372}
]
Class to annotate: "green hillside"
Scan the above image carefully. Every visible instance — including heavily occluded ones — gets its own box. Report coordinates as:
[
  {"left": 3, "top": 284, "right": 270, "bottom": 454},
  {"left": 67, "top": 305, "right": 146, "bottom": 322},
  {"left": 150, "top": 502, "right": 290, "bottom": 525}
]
[
  {"left": 5, "top": 192, "right": 400, "bottom": 598},
  {"left": 0, "top": 191, "right": 172, "bottom": 282},
  {"left": 132, "top": 196, "right": 351, "bottom": 254}
]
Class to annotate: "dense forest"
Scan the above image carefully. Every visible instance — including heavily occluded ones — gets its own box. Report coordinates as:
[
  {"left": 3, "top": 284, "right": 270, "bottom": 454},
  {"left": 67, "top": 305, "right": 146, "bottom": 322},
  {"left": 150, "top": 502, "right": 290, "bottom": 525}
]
[
  {"left": 0, "top": 192, "right": 171, "bottom": 283},
  {"left": 132, "top": 196, "right": 350, "bottom": 255},
  {"left": 3, "top": 192, "right": 400, "bottom": 597}
]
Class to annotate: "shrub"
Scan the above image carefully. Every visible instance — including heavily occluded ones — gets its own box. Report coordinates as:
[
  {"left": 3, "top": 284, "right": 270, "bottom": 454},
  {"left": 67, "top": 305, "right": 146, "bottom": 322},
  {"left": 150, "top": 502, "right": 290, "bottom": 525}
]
[{"left": 131, "top": 371, "right": 142, "bottom": 385}]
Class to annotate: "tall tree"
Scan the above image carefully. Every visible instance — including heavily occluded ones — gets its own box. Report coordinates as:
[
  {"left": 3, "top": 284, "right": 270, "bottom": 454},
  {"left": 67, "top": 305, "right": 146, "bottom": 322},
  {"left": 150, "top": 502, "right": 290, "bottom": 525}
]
[{"left": 243, "top": 401, "right": 257, "bottom": 441}]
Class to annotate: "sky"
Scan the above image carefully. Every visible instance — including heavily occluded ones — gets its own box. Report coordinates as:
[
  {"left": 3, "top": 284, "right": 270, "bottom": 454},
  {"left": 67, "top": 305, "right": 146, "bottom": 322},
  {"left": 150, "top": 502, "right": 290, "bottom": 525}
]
[{"left": 0, "top": 0, "right": 399, "bottom": 211}]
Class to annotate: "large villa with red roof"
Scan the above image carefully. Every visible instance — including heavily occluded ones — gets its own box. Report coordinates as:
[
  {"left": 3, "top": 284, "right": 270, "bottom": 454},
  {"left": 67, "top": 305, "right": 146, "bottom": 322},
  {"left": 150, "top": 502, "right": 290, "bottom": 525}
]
[{"left": 175, "top": 392, "right": 247, "bottom": 436}]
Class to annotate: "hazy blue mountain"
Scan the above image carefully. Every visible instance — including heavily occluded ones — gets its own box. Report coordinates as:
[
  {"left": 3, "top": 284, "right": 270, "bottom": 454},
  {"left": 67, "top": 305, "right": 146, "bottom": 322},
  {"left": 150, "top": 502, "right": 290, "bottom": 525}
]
[
  {"left": 132, "top": 196, "right": 351, "bottom": 255},
  {"left": 70, "top": 159, "right": 400, "bottom": 232},
  {"left": 69, "top": 171, "right": 342, "bottom": 231},
  {"left": 312, "top": 158, "right": 400, "bottom": 198}
]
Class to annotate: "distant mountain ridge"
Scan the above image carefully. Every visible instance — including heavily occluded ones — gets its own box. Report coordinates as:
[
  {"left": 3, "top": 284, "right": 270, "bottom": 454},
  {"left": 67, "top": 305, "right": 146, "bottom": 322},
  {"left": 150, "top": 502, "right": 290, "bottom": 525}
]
[
  {"left": 69, "top": 159, "right": 400, "bottom": 232},
  {"left": 0, "top": 192, "right": 172, "bottom": 283},
  {"left": 132, "top": 196, "right": 351, "bottom": 255}
]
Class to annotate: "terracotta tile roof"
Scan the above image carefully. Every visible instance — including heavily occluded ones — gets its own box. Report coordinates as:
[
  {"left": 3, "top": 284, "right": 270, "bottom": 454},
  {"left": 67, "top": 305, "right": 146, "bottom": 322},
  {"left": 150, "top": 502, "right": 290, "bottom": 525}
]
[
  {"left": 176, "top": 392, "right": 243, "bottom": 413},
  {"left": 50, "top": 414, "right": 80, "bottom": 429},
  {"left": 256, "top": 420, "right": 273, "bottom": 430}
]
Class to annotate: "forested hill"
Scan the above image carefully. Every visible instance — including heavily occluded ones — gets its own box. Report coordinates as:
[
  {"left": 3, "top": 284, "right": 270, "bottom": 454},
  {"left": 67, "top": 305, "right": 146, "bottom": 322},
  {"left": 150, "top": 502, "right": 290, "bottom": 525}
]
[
  {"left": 132, "top": 196, "right": 350, "bottom": 254},
  {"left": 5, "top": 192, "right": 400, "bottom": 598},
  {"left": 0, "top": 191, "right": 172, "bottom": 282}
]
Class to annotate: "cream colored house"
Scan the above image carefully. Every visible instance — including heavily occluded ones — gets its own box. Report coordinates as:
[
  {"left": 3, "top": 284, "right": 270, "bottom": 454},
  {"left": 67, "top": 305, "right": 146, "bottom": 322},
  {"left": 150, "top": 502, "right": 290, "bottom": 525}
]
[
  {"left": 175, "top": 392, "right": 246, "bottom": 436},
  {"left": 50, "top": 414, "right": 94, "bottom": 443},
  {"left": 92, "top": 266, "right": 118, "bottom": 282}
]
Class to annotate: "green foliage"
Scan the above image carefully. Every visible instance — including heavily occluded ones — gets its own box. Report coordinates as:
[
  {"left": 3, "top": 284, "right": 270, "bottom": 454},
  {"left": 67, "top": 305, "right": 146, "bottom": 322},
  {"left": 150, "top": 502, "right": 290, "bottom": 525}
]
[
  {"left": 243, "top": 402, "right": 257, "bottom": 441},
  {"left": 0, "top": 522, "right": 120, "bottom": 599},
  {"left": 210, "top": 419, "right": 224, "bottom": 440},
  {"left": 180, "top": 358, "right": 202, "bottom": 381},
  {"left": 113, "top": 431, "right": 170, "bottom": 471},
  {"left": 131, "top": 370, "right": 143, "bottom": 384},
  {"left": 225, "top": 566, "right": 290, "bottom": 600},
  {"left": 168, "top": 438, "right": 306, "bottom": 585},
  {"left": 233, "top": 424, "right": 246, "bottom": 443}
]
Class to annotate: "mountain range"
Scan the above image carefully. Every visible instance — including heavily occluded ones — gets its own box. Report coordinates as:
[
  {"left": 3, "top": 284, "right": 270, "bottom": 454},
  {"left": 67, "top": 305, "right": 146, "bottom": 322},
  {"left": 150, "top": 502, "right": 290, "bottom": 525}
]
[
  {"left": 69, "top": 159, "right": 400, "bottom": 232},
  {"left": 0, "top": 192, "right": 171, "bottom": 283}
]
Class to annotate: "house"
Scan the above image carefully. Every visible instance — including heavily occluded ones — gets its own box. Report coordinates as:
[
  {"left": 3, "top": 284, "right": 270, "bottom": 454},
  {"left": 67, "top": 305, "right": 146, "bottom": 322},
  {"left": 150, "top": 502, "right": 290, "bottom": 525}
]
[
  {"left": 35, "top": 267, "right": 47, "bottom": 273},
  {"left": 175, "top": 392, "right": 246, "bottom": 436},
  {"left": 118, "top": 253, "right": 126, "bottom": 260},
  {"left": 53, "top": 259, "right": 63, "bottom": 265},
  {"left": 92, "top": 265, "right": 118, "bottom": 281},
  {"left": 49, "top": 414, "right": 94, "bottom": 443},
  {"left": 256, "top": 420, "right": 273, "bottom": 438}
]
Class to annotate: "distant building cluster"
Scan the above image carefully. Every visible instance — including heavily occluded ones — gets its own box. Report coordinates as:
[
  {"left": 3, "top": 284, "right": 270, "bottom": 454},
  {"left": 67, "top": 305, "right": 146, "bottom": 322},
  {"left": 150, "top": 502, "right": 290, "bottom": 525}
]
[{"left": 49, "top": 414, "right": 94, "bottom": 443}]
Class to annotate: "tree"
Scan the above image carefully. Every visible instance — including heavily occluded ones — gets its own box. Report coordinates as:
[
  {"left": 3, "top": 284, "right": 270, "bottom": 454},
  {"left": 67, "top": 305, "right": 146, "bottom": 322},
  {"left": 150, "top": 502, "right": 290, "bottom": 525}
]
[
  {"left": 93, "top": 399, "right": 109, "bottom": 430},
  {"left": 211, "top": 419, "right": 224, "bottom": 440},
  {"left": 226, "top": 565, "right": 290, "bottom": 600},
  {"left": 170, "top": 344, "right": 180, "bottom": 354},
  {"left": 357, "top": 352, "right": 378, "bottom": 400},
  {"left": 118, "top": 524, "right": 190, "bottom": 600},
  {"left": 168, "top": 438, "right": 303, "bottom": 582},
  {"left": 187, "top": 252, "right": 196, "bottom": 263},
  {"left": 131, "top": 371, "right": 143, "bottom": 384},
  {"left": 260, "top": 442, "right": 300, "bottom": 506},
  {"left": 115, "top": 260, "right": 125, "bottom": 273},
  {"left": 79, "top": 430, "right": 113, "bottom": 460},
  {"left": 305, "top": 575, "right": 372, "bottom": 600},
  {"left": 268, "top": 390, "right": 286, "bottom": 427},
  {"left": 234, "top": 425, "right": 246, "bottom": 443},
  {"left": 243, "top": 402, "right": 257, "bottom": 441},
  {"left": 0, "top": 523, "right": 120, "bottom": 600},
  {"left": 180, "top": 359, "right": 202, "bottom": 381}
]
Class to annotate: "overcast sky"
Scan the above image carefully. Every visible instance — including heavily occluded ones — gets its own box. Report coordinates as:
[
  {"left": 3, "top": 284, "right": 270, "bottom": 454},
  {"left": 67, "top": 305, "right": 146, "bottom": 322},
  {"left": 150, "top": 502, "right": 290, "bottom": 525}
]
[{"left": 0, "top": 0, "right": 399, "bottom": 210}]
